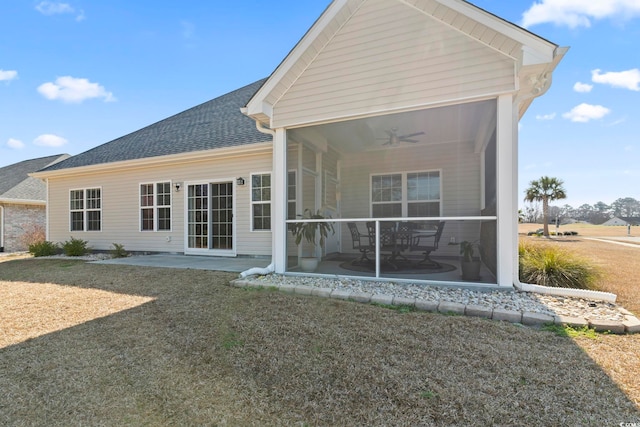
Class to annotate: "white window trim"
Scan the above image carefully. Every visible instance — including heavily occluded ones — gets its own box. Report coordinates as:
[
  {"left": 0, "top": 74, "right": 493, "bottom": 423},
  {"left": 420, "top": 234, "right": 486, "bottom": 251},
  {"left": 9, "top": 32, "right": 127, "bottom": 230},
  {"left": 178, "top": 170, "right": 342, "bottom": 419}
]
[
  {"left": 250, "top": 172, "right": 272, "bottom": 232},
  {"left": 139, "top": 181, "right": 173, "bottom": 232},
  {"left": 69, "top": 187, "right": 103, "bottom": 232},
  {"left": 369, "top": 169, "right": 442, "bottom": 217}
]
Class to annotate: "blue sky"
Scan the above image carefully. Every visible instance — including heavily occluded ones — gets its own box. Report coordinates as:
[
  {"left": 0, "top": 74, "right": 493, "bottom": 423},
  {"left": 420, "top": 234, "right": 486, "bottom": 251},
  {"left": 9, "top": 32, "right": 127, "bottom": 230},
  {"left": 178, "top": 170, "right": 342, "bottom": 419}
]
[{"left": 1, "top": 1, "right": 639, "bottom": 208}]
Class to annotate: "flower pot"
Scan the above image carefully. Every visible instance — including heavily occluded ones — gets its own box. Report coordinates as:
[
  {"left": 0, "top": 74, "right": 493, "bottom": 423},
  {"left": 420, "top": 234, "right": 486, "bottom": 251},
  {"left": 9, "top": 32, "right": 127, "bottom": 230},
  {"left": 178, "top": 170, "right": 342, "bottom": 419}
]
[
  {"left": 300, "top": 257, "right": 319, "bottom": 272},
  {"left": 460, "top": 259, "right": 481, "bottom": 281}
]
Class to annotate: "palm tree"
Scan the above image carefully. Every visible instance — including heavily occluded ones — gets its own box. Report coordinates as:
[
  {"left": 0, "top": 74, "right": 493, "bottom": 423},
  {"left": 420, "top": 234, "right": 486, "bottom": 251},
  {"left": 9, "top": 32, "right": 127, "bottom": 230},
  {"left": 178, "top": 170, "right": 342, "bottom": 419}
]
[{"left": 524, "top": 176, "right": 567, "bottom": 237}]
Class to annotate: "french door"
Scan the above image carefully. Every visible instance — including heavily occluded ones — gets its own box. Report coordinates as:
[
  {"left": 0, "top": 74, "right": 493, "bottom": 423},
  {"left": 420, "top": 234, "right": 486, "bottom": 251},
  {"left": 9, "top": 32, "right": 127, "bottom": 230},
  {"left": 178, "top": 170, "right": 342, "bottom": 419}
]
[{"left": 186, "top": 182, "right": 234, "bottom": 255}]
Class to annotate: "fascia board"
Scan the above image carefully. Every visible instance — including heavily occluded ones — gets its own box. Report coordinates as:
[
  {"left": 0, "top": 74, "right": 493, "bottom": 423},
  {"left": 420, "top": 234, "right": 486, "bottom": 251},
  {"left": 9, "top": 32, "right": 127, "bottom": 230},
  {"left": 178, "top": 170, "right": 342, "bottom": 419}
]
[
  {"left": 0, "top": 198, "right": 45, "bottom": 206},
  {"left": 30, "top": 142, "right": 273, "bottom": 179},
  {"left": 438, "top": 0, "right": 557, "bottom": 61},
  {"left": 245, "top": 0, "right": 351, "bottom": 117}
]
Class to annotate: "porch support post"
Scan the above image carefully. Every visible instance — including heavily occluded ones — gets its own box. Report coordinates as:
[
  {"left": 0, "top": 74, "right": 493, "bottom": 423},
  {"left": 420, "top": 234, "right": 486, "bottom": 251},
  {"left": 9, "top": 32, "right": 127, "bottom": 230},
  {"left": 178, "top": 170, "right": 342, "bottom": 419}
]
[
  {"left": 272, "top": 128, "right": 288, "bottom": 274},
  {"left": 496, "top": 94, "right": 516, "bottom": 288}
]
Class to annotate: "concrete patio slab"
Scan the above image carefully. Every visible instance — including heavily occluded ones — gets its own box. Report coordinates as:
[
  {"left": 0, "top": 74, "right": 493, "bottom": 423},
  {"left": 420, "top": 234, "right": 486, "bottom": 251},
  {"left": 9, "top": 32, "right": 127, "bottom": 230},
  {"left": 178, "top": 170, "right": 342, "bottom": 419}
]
[{"left": 92, "top": 254, "right": 270, "bottom": 273}]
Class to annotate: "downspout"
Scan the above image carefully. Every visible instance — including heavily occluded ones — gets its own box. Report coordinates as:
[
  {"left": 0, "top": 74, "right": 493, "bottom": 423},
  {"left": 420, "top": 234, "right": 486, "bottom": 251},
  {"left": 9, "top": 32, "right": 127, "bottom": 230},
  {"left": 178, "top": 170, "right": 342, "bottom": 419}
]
[{"left": 238, "top": 115, "right": 277, "bottom": 278}]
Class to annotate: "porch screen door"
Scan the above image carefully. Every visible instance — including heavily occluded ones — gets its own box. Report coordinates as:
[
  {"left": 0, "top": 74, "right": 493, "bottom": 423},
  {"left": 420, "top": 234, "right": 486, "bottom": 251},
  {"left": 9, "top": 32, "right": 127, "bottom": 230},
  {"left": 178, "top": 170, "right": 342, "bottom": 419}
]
[{"left": 187, "top": 182, "right": 234, "bottom": 252}]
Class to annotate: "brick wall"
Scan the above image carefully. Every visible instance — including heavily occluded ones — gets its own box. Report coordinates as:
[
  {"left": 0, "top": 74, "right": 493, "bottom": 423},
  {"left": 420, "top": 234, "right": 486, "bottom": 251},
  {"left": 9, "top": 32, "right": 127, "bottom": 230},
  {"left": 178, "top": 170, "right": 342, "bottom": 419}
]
[{"left": 1, "top": 203, "right": 46, "bottom": 252}]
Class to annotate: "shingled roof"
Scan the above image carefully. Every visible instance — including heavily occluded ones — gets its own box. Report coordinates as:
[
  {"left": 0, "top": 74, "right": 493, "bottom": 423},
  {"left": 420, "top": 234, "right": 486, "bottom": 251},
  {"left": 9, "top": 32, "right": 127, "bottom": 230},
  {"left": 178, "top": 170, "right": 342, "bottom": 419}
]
[
  {"left": 42, "top": 79, "right": 271, "bottom": 172},
  {"left": 0, "top": 154, "right": 69, "bottom": 202}
]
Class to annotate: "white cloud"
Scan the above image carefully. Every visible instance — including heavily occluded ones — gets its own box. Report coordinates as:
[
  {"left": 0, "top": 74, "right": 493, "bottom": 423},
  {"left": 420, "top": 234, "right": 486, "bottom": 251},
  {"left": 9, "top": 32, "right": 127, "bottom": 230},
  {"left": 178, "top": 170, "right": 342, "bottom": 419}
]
[
  {"left": 33, "top": 134, "right": 68, "bottom": 147},
  {"left": 7, "top": 138, "right": 25, "bottom": 149},
  {"left": 521, "top": 0, "right": 640, "bottom": 28},
  {"left": 573, "top": 82, "right": 593, "bottom": 93},
  {"left": 535, "top": 112, "right": 556, "bottom": 120},
  {"left": 38, "top": 76, "right": 115, "bottom": 103},
  {"left": 35, "top": 2, "right": 85, "bottom": 21},
  {"left": 35, "top": 1, "right": 74, "bottom": 15},
  {"left": 562, "top": 103, "right": 611, "bottom": 123},
  {"left": 591, "top": 68, "right": 640, "bottom": 91},
  {"left": 0, "top": 69, "right": 18, "bottom": 82}
]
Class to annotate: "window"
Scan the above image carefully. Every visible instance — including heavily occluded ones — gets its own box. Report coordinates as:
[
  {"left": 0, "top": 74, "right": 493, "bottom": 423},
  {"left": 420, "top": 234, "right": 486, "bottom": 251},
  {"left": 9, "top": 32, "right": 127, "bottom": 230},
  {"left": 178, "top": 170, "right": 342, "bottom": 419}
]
[
  {"left": 70, "top": 188, "right": 101, "bottom": 231},
  {"left": 251, "top": 173, "right": 271, "bottom": 230},
  {"left": 140, "top": 182, "right": 171, "bottom": 231},
  {"left": 371, "top": 171, "right": 440, "bottom": 218}
]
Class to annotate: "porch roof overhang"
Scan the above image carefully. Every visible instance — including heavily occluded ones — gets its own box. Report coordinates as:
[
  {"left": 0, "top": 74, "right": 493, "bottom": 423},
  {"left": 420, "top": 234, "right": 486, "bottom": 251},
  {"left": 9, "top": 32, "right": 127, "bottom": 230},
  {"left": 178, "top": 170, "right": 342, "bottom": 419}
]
[{"left": 244, "top": 0, "right": 566, "bottom": 129}]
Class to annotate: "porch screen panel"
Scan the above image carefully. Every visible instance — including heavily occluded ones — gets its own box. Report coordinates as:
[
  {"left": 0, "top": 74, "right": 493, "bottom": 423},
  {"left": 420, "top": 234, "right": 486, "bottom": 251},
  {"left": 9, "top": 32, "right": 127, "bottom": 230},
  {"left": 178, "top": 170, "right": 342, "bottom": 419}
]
[
  {"left": 211, "top": 182, "right": 233, "bottom": 250},
  {"left": 187, "top": 184, "right": 208, "bottom": 249}
]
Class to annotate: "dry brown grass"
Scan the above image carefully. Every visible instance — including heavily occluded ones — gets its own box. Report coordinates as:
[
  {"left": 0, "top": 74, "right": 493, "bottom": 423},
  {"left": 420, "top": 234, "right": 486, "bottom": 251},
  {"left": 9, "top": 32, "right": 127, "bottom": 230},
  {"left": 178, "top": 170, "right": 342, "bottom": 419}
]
[{"left": 0, "top": 258, "right": 639, "bottom": 425}]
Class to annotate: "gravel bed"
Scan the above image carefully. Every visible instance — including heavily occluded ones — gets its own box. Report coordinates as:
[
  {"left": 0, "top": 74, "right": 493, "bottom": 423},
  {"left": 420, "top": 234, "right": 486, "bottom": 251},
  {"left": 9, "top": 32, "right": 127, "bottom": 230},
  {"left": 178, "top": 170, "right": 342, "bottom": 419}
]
[{"left": 246, "top": 274, "right": 626, "bottom": 321}]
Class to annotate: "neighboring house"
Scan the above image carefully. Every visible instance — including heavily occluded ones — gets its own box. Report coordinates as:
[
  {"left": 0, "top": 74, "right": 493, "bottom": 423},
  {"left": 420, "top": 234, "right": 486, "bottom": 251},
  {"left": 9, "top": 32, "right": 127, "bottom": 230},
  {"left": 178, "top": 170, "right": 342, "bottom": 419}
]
[
  {"left": 0, "top": 154, "right": 69, "bottom": 252},
  {"left": 33, "top": 0, "right": 566, "bottom": 288},
  {"left": 602, "top": 217, "right": 640, "bottom": 226}
]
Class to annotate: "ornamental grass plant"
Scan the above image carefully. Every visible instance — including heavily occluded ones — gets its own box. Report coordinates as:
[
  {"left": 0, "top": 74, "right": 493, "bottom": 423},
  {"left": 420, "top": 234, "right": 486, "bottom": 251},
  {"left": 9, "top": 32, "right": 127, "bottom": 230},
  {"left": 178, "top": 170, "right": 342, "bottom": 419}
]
[{"left": 519, "top": 241, "right": 600, "bottom": 289}]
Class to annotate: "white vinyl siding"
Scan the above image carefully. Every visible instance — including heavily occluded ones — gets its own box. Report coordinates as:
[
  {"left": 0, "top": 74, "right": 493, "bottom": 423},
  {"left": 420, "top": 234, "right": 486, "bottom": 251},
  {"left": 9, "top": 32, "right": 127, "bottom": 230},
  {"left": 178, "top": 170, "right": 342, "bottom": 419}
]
[
  {"left": 69, "top": 188, "right": 101, "bottom": 232},
  {"left": 270, "top": 0, "right": 516, "bottom": 128},
  {"left": 47, "top": 150, "right": 272, "bottom": 255},
  {"left": 140, "top": 182, "right": 172, "bottom": 232}
]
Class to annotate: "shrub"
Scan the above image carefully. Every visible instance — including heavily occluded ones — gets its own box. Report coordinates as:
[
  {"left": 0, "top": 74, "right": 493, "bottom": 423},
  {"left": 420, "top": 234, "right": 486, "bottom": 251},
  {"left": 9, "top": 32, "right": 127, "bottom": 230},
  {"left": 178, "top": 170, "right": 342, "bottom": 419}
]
[
  {"left": 519, "top": 241, "right": 599, "bottom": 289},
  {"left": 28, "top": 241, "right": 59, "bottom": 257},
  {"left": 62, "top": 237, "right": 91, "bottom": 256},
  {"left": 19, "top": 224, "right": 46, "bottom": 249},
  {"left": 110, "top": 243, "right": 128, "bottom": 258}
]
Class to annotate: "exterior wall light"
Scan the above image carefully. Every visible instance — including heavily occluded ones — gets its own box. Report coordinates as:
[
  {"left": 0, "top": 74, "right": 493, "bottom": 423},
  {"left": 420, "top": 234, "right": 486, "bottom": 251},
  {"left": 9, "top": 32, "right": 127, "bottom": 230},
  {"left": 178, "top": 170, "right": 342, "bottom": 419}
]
[
  {"left": 236, "top": 177, "right": 245, "bottom": 186},
  {"left": 174, "top": 182, "right": 181, "bottom": 192}
]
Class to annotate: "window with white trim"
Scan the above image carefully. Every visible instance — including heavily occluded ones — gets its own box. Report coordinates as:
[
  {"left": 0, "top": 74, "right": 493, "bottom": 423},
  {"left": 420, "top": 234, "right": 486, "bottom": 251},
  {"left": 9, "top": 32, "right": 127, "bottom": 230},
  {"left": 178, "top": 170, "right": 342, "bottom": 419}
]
[
  {"left": 371, "top": 171, "right": 440, "bottom": 217},
  {"left": 70, "top": 188, "right": 101, "bottom": 231},
  {"left": 140, "top": 182, "right": 171, "bottom": 231},
  {"left": 251, "top": 173, "right": 271, "bottom": 231}
]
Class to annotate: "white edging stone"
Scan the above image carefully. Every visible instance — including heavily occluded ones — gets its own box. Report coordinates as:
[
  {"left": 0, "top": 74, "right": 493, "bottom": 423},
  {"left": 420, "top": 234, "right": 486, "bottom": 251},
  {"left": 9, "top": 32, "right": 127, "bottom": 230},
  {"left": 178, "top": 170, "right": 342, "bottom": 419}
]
[
  {"left": 622, "top": 316, "right": 640, "bottom": 334},
  {"left": 522, "top": 312, "right": 555, "bottom": 326},
  {"left": 331, "top": 290, "right": 351, "bottom": 300},
  {"left": 415, "top": 299, "right": 438, "bottom": 312},
  {"left": 465, "top": 304, "right": 493, "bottom": 319},
  {"left": 350, "top": 292, "right": 372, "bottom": 303},
  {"left": 438, "top": 301, "right": 466, "bottom": 315},
  {"left": 393, "top": 297, "right": 416, "bottom": 307},
  {"left": 492, "top": 308, "right": 522, "bottom": 323},
  {"left": 589, "top": 319, "right": 626, "bottom": 334},
  {"left": 554, "top": 315, "right": 589, "bottom": 328},
  {"left": 371, "top": 294, "right": 394, "bottom": 305}
]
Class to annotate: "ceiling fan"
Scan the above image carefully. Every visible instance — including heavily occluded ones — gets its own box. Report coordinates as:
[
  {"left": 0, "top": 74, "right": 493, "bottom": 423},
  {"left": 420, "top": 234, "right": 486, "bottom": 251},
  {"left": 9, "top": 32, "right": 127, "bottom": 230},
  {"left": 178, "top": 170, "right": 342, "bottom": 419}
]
[{"left": 377, "top": 127, "right": 425, "bottom": 146}]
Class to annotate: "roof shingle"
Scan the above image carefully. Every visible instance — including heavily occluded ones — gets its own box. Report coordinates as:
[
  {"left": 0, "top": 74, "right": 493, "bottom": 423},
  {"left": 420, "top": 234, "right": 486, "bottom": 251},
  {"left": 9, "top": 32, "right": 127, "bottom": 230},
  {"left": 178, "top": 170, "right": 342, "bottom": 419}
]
[{"left": 0, "top": 154, "right": 69, "bottom": 201}]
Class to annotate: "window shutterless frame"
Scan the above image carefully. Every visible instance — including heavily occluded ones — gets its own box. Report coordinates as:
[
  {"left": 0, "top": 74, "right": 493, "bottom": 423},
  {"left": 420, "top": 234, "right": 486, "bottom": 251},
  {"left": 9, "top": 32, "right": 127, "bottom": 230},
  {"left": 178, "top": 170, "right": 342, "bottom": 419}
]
[
  {"left": 139, "top": 181, "right": 172, "bottom": 232},
  {"left": 250, "top": 172, "right": 272, "bottom": 231},
  {"left": 370, "top": 170, "right": 442, "bottom": 218},
  {"left": 69, "top": 187, "right": 102, "bottom": 232}
]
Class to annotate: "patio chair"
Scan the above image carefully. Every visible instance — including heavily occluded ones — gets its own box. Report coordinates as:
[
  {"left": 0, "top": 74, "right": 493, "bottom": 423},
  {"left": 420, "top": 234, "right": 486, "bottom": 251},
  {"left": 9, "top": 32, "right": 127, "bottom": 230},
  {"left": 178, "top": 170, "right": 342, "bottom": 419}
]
[
  {"left": 366, "top": 221, "right": 403, "bottom": 269},
  {"left": 347, "top": 222, "right": 372, "bottom": 264},
  {"left": 409, "top": 221, "right": 446, "bottom": 268}
]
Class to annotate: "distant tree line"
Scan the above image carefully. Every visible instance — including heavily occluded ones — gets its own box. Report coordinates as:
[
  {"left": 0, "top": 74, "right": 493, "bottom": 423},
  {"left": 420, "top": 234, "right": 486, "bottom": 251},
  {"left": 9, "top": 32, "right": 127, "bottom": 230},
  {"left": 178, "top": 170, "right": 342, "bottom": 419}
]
[{"left": 522, "top": 197, "right": 640, "bottom": 224}]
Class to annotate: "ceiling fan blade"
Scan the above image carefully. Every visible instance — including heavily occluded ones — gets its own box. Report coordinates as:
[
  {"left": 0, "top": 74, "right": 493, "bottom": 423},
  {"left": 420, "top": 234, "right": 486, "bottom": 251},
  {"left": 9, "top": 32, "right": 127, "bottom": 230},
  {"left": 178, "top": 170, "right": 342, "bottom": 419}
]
[
  {"left": 398, "top": 131, "right": 425, "bottom": 139},
  {"left": 401, "top": 139, "right": 419, "bottom": 143}
]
